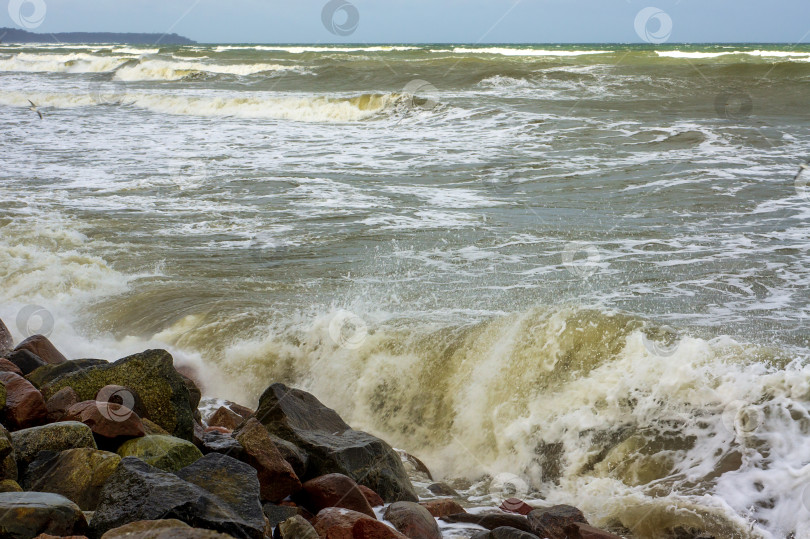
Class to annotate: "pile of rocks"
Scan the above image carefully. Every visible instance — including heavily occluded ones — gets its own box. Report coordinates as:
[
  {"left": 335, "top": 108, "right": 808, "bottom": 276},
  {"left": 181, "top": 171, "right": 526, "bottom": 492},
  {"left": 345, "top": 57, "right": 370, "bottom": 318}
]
[{"left": 0, "top": 317, "right": 623, "bottom": 539}]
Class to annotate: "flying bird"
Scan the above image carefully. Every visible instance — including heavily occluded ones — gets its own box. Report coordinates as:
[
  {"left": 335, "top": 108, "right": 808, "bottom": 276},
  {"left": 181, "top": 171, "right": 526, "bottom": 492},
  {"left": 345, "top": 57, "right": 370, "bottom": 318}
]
[
  {"left": 795, "top": 161, "right": 810, "bottom": 183},
  {"left": 28, "top": 100, "right": 43, "bottom": 120}
]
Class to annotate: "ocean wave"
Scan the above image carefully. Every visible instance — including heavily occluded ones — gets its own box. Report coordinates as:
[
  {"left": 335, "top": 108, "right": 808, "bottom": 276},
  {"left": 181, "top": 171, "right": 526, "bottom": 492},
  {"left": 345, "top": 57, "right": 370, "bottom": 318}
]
[
  {"left": 657, "top": 50, "right": 810, "bottom": 61},
  {"left": 447, "top": 47, "right": 611, "bottom": 57},
  {"left": 113, "top": 59, "right": 306, "bottom": 81},
  {"left": 0, "top": 52, "right": 131, "bottom": 73},
  {"left": 214, "top": 45, "right": 422, "bottom": 54}
]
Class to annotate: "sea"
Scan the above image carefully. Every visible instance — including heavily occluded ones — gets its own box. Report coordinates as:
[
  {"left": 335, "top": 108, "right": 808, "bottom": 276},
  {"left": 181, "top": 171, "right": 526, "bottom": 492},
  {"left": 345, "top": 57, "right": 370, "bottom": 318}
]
[{"left": 1, "top": 42, "right": 810, "bottom": 538}]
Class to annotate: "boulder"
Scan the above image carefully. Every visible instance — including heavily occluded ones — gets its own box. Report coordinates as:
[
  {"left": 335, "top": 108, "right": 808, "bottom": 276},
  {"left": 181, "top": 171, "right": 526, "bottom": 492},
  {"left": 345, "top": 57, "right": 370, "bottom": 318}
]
[
  {"left": 89, "top": 457, "right": 265, "bottom": 539},
  {"left": 233, "top": 418, "right": 301, "bottom": 503},
  {"left": 178, "top": 373, "right": 202, "bottom": 424},
  {"left": 95, "top": 385, "right": 147, "bottom": 419},
  {"left": 500, "top": 498, "right": 533, "bottom": 516},
  {"left": 41, "top": 350, "right": 194, "bottom": 440},
  {"left": 312, "top": 508, "right": 408, "bottom": 539},
  {"left": 11, "top": 422, "right": 96, "bottom": 474},
  {"left": 383, "top": 501, "right": 442, "bottom": 539},
  {"left": 358, "top": 485, "right": 384, "bottom": 507},
  {"left": 419, "top": 499, "right": 466, "bottom": 518},
  {"left": 100, "top": 519, "right": 237, "bottom": 539},
  {"left": 117, "top": 435, "right": 202, "bottom": 472},
  {"left": 0, "top": 371, "right": 48, "bottom": 429},
  {"left": 262, "top": 504, "right": 299, "bottom": 529},
  {"left": 267, "top": 432, "right": 308, "bottom": 478},
  {"left": 26, "top": 359, "right": 108, "bottom": 389},
  {"left": 440, "top": 513, "right": 534, "bottom": 534},
  {"left": 275, "top": 515, "right": 318, "bottom": 539},
  {"left": 208, "top": 407, "right": 244, "bottom": 431},
  {"left": 14, "top": 335, "right": 68, "bottom": 365},
  {"left": 426, "top": 482, "right": 458, "bottom": 497},
  {"left": 0, "top": 358, "right": 23, "bottom": 376},
  {"left": 7, "top": 349, "right": 47, "bottom": 375},
  {"left": 141, "top": 418, "right": 170, "bottom": 436},
  {"left": 565, "top": 523, "right": 623, "bottom": 539},
  {"left": 100, "top": 519, "right": 189, "bottom": 539},
  {"left": 23, "top": 448, "right": 121, "bottom": 510},
  {"left": 63, "top": 401, "right": 145, "bottom": 447},
  {"left": 0, "top": 478, "right": 21, "bottom": 492},
  {"left": 0, "top": 492, "right": 88, "bottom": 538},
  {"left": 0, "top": 318, "right": 12, "bottom": 357},
  {"left": 205, "top": 426, "right": 232, "bottom": 435},
  {"left": 253, "top": 383, "right": 417, "bottom": 502},
  {"left": 0, "top": 422, "right": 17, "bottom": 481},
  {"left": 473, "top": 527, "right": 540, "bottom": 539},
  {"left": 175, "top": 452, "right": 265, "bottom": 533},
  {"left": 45, "top": 387, "right": 79, "bottom": 422},
  {"left": 294, "top": 473, "right": 375, "bottom": 518},
  {"left": 527, "top": 505, "right": 588, "bottom": 539},
  {"left": 202, "top": 431, "right": 244, "bottom": 459}
]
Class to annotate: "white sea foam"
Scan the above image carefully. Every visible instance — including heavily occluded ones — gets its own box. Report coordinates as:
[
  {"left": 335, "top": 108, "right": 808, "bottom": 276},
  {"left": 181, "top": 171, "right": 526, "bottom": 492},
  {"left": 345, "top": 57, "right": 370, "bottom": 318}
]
[
  {"left": 0, "top": 52, "right": 130, "bottom": 73},
  {"left": 448, "top": 47, "right": 611, "bottom": 57},
  {"left": 113, "top": 59, "right": 305, "bottom": 81},
  {"left": 657, "top": 50, "right": 810, "bottom": 60},
  {"left": 213, "top": 45, "right": 422, "bottom": 53}
]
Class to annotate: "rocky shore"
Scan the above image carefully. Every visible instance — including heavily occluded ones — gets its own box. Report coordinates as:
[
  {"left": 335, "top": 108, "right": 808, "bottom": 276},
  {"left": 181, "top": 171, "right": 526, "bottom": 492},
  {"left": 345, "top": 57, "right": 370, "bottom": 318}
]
[{"left": 0, "top": 317, "right": 623, "bottom": 539}]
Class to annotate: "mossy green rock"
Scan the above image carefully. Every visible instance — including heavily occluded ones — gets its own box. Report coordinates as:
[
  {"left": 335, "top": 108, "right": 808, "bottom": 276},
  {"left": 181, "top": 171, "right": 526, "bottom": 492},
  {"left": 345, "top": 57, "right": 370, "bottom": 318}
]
[
  {"left": 41, "top": 350, "right": 194, "bottom": 440},
  {"left": 0, "top": 479, "right": 21, "bottom": 492},
  {"left": 23, "top": 448, "right": 122, "bottom": 510},
  {"left": 0, "top": 382, "right": 6, "bottom": 411},
  {"left": 26, "top": 358, "right": 108, "bottom": 389},
  {"left": 11, "top": 421, "right": 97, "bottom": 472},
  {"left": 117, "top": 435, "right": 202, "bottom": 472},
  {"left": 0, "top": 423, "right": 15, "bottom": 481}
]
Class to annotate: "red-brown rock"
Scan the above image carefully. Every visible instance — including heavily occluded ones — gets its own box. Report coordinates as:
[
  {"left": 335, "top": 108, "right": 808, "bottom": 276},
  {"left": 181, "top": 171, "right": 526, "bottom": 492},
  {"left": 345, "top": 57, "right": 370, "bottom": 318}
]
[
  {"left": 0, "top": 358, "right": 22, "bottom": 376},
  {"left": 565, "top": 523, "right": 623, "bottom": 539},
  {"left": 419, "top": 499, "right": 466, "bottom": 518},
  {"left": 205, "top": 426, "right": 232, "bottom": 435},
  {"left": 234, "top": 417, "right": 301, "bottom": 502},
  {"left": 313, "top": 508, "right": 408, "bottom": 539},
  {"left": 295, "top": 473, "right": 376, "bottom": 518},
  {"left": 63, "top": 401, "right": 145, "bottom": 442},
  {"left": 34, "top": 535, "right": 88, "bottom": 539},
  {"left": 528, "top": 505, "right": 588, "bottom": 539},
  {"left": 358, "top": 485, "right": 384, "bottom": 508},
  {"left": 227, "top": 401, "right": 254, "bottom": 419},
  {"left": 14, "top": 335, "right": 67, "bottom": 365},
  {"left": 383, "top": 501, "right": 441, "bottom": 539},
  {"left": 0, "top": 318, "right": 12, "bottom": 357},
  {"left": 208, "top": 406, "right": 243, "bottom": 430},
  {"left": 46, "top": 387, "right": 79, "bottom": 422},
  {"left": 0, "top": 371, "right": 47, "bottom": 429},
  {"left": 500, "top": 498, "right": 533, "bottom": 516}
]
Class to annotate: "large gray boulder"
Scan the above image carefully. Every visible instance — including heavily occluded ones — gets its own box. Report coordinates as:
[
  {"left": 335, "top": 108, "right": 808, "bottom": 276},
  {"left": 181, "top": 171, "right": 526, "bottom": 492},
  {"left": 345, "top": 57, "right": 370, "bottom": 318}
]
[
  {"left": 0, "top": 491, "right": 88, "bottom": 538},
  {"left": 89, "top": 457, "right": 265, "bottom": 539},
  {"left": 253, "top": 383, "right": 417, "bottom": 502}
]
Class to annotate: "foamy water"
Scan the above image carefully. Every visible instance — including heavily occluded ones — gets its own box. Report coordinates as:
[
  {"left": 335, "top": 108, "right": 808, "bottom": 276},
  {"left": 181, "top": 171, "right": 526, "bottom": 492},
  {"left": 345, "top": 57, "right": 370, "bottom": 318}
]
[{"left": 2, "top": 42, "right": 810, "bottom": 538}]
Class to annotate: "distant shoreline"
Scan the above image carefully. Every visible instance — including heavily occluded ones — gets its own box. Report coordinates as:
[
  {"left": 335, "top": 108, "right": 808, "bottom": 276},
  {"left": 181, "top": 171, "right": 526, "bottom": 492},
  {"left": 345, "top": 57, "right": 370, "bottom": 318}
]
[{"left": 0, "top": 27, "right": 195, "bottom": 45}]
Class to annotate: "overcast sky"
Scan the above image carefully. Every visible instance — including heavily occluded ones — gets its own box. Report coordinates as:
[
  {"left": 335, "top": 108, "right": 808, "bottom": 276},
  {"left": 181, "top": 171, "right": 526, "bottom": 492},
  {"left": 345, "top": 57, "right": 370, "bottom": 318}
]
[{"left": 6, "top": 0, "right": 810, "bottom": 44}]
